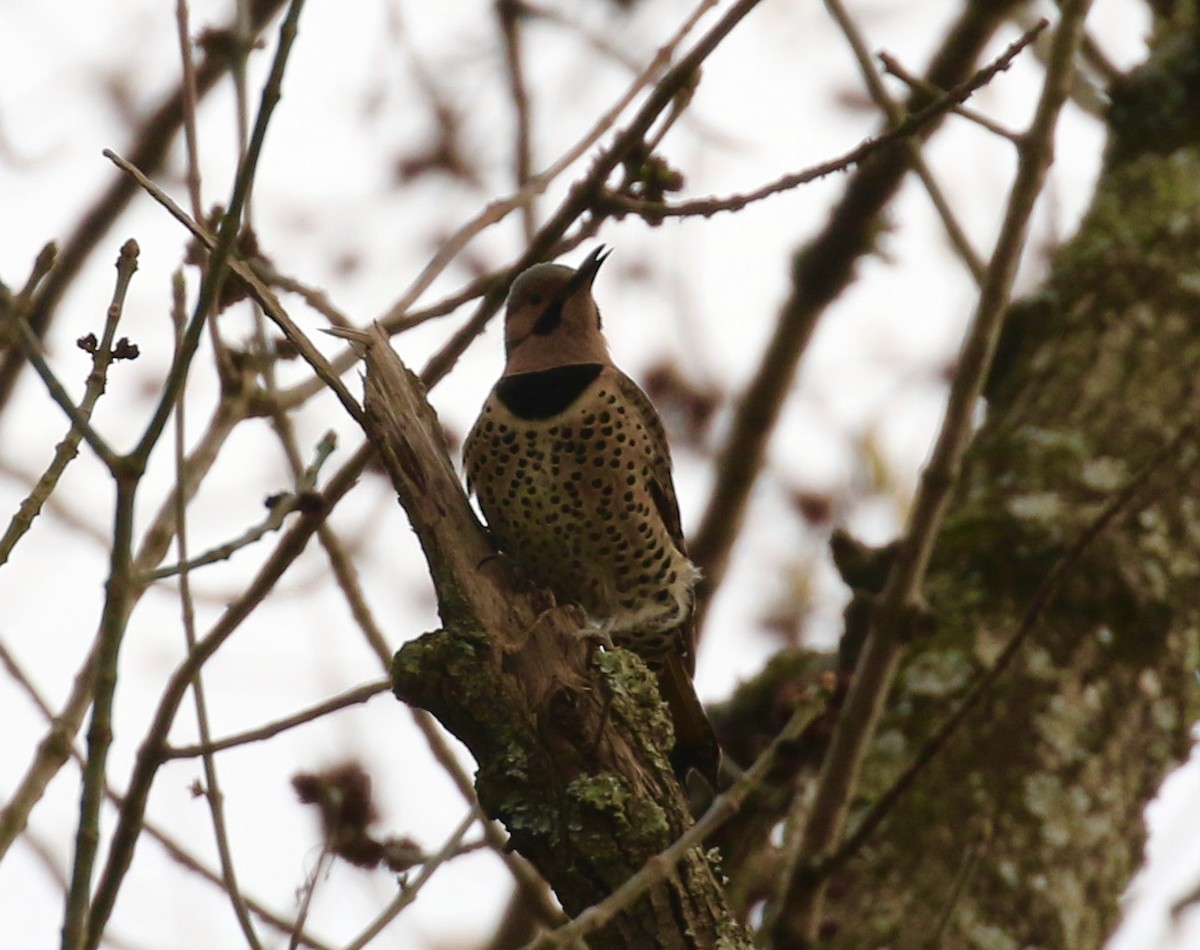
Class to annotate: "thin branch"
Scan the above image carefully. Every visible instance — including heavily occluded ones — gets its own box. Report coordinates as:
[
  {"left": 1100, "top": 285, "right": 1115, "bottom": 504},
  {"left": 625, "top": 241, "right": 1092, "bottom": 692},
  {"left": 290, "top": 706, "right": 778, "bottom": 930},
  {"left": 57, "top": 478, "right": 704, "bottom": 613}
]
[
  {"left": 0, "top": 0, "right": 289, "bottom": 414},
  {"left": 102, "top": 149, "right": 366, "bottom": 429},
  {"left": 60, "top": 241, "right": 147, "bottom": 950},
  {"left": 288, "top": 849, "right": 330, "bottom": 950},
  {"left": 0, "top": 457, "right": 108, "bottom": 548},
  {"left": 688, "top": 0, "right": 1030, "bottom": 626},
  {"left": 84, "top": 441, "right": 372, "bottom": 943},
  {"left": 166, "top": 681, "right": 390, "bottom": 759},
  {"left": 1, "top": 243, "right": 133, "bottom": 473},
  {"left": 170, "top": 276, "right": 262, "bottom": 950},
  {"left": 4, "top": 316, "right": 119, "bottom": 472},
  {"left": 175, "top": 0, "right": 236, "bottom": 386},
  {"left": 824, "top": 0, "right": 985, "bottom": 282},
  {"left": 174, "top": 0, "right": 204, "bottom": 221},
  {"left": 0, "top": 636, "right": 103, "bottom": 864},
  {"left": 774, "top": 3, "right": 1094, "bottom": 942},
  {"left": 63, "top": 456, "right": 140, "bottom": 950},
  {"left": 602, "top": 21, "right": 1045, "bottom": 223},
  {"left": 342, "top": 812, "right": 477, "bottom": 950},
  {"left": 497, "top": 0, "right": 537, "bottom": 243},
  {"left": 0, "top": 242, "right": 132, "bottom": 563},
  {"left": 147, "top": 426, "right": 335, "bottom": 583},
  {"left": 1078, "top": 28, "right": 1121, "bottom": 86},
  {"left": 144, "top": 494, "right": 302, "bottom": 580},
  {"left": 252, "top": 261, "right": 354, "bottom": 329},
  {"left": 879, "top": 52, "right": 1023, "bottom": 144},
  {"left": 315, "top": 524, "right": 394, "bottom": 666}
]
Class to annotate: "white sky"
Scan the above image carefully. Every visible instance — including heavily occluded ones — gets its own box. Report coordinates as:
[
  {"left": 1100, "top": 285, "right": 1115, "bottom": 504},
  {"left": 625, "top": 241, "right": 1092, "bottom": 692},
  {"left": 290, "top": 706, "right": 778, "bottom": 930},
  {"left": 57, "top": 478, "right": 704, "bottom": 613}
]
[{"left": 1, "top": 0, "right": 1196, "bottom": 947}]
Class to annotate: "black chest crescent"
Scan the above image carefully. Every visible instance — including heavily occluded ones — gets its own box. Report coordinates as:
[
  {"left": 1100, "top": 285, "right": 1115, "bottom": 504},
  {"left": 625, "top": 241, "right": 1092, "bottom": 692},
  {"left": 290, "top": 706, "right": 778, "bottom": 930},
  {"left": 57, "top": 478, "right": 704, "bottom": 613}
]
[{"left": 495, "top": 363, "right": 605, "bottom": 419}]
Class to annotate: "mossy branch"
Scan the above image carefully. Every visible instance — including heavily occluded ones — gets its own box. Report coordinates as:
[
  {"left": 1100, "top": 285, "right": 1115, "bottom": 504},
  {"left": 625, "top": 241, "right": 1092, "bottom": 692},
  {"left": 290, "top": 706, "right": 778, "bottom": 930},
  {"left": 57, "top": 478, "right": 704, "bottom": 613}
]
[{"left": 342, "top": 324, "right": 740, "bottom": 948}]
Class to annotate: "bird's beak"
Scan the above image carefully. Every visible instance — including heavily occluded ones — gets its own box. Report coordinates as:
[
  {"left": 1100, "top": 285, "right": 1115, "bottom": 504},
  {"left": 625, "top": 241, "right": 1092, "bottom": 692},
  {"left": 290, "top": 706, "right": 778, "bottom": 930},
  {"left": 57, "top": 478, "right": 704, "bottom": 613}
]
[{"left": 566, "top": 245, "right": 611, "bottom": 297}]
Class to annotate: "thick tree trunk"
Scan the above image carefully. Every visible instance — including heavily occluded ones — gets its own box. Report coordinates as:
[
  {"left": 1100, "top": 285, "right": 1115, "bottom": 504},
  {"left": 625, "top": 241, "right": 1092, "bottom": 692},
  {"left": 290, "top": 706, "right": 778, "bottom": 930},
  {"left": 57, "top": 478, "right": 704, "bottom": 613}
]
[{"left": 820, "top": 16, "right": 1200, "bottom": 948}]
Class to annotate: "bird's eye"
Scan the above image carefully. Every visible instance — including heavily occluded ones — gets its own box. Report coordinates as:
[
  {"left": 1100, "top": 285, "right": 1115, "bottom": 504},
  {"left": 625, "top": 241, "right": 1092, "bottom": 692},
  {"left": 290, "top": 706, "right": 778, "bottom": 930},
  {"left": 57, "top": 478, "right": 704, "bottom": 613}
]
[{"left": 529, "top": 293, "right": 544, "bottom": 305}]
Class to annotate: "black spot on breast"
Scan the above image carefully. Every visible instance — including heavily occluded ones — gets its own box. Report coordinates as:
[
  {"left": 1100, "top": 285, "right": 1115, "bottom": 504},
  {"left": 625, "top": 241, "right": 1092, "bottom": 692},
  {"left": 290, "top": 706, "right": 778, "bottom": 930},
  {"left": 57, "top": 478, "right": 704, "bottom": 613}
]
[{"left": 496, "top": 364, "right": 604, "bottom": 419}]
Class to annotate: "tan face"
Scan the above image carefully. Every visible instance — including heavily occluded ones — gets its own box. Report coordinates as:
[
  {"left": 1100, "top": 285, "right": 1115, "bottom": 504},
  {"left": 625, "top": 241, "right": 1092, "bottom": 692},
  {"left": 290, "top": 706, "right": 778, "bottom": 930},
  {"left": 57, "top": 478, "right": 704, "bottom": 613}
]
[
  {"left": 501, "top": 250, "right": 611, "bottom": 374},
  {"left": 503, "top": 264, "right": 577, "bottom": 358}
]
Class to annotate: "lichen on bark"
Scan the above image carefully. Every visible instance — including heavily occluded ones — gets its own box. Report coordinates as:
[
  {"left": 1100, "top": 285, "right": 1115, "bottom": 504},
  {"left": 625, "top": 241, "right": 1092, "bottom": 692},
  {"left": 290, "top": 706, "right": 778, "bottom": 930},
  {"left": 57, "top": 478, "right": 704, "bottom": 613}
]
[{"left": 820, "top": 14, "right": 1200, "bottom": 949}]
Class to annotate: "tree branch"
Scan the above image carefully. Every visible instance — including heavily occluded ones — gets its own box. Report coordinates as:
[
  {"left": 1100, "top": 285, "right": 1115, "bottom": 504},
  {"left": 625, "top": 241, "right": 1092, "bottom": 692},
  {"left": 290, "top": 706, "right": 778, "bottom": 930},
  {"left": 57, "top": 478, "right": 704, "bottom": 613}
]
[{"left": 344, "top": 324, "right": 742, "bottom": 947}]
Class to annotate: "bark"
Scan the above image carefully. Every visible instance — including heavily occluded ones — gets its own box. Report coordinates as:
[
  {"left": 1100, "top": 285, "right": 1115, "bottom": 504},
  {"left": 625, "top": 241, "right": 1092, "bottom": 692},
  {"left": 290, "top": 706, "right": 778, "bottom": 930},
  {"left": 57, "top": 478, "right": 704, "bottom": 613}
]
[
  {"left": 813, "top": 13, "right": 1200, "bottom": 948},
  {"left": 347, "top": 325, "right": 745, "bottom": 948}
]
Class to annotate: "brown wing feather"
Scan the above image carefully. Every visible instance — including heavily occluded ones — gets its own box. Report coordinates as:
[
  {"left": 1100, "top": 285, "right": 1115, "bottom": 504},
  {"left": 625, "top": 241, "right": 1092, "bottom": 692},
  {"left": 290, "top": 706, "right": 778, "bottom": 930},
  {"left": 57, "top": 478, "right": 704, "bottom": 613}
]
[
  {"left": 609, "top": 369, "right": 700, "bottom": 677},
  {"left": 609, "top": 370, "right": 686, "bottom": 550}
]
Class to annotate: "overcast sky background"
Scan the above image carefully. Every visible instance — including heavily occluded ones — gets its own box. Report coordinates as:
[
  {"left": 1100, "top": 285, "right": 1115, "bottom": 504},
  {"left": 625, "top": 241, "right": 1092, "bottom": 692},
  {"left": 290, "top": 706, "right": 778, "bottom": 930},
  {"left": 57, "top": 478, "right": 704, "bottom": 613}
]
[{"left": 1, "top": 0, "right": 1197, "bottom": 946}]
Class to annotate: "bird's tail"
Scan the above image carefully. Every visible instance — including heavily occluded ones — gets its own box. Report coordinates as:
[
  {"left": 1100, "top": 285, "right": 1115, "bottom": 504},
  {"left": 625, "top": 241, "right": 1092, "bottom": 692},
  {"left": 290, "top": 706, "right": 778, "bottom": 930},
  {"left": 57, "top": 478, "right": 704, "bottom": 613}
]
[{"left": 657, "top": 651, "right": 721, "bottom": 788}]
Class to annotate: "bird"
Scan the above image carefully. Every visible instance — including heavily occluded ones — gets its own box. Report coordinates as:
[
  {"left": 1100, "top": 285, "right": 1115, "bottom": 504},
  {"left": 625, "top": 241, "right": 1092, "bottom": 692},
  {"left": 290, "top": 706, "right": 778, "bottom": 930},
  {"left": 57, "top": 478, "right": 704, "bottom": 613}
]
[{"left": 463, "top": 246, "right": 719, "bottom": 785}]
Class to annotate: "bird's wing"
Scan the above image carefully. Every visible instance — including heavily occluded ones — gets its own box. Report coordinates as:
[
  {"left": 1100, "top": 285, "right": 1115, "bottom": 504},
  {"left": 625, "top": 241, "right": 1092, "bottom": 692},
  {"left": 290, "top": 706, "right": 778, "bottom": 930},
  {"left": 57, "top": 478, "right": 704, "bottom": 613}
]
[
  {"left": 610, "top": 370, "right": 686, "bottom": 553},
  {"left": 610, "top": 369, "right": 699, "bottom": 677}
]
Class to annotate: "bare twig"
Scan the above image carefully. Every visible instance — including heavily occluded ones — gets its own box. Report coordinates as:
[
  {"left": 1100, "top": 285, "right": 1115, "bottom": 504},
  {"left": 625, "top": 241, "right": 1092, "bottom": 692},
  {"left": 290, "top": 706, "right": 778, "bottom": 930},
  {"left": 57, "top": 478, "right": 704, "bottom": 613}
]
[
  {"left": 84, "top": 440, "right": 372, "bottom": 943},
  {"left": 602, "top": 22, "right": 1044, "bottom": 223},
  {"left": 58, "top": 240, "right": 144, "bottom": 950},
  {"left": 0, "top": 457, "right": 108, "bottom": 548},
  {"left": 0, "top": 0, "right": 289, "bottom": 414},
  {"left": 879, "top": 52, "right": 1022, "bottom": 144},
  {"left": 288, "top": 849, "right": 330, "bottom": 950},
  {"left": 688, "top": 0, "right": 1029, "bottom": 625},
  {"left": 145, "top": 494, "right": 303, "bottom": 580},
  {"left": 252, "top": 261, "right": 354, "bottom": 329},
  {"left": 315, "top": 523, "right": 394, "bottom": 665},
  {"left": 174, "top": 0, "right": 204, "bottom": 221},
  {"left": 824, "top": 0, "right": 985, "bottom": 282},
  {"left": 166, "top": 681, "right": 390, "bottom": 759},
  {"left": 341, "top": 812, "right": 477, "bottom": 950},
  {"left": 169, "top": 275, "right": 263, "bottom": 950},
  {"left": 0, "top": 243, "right": 130, "bottom": 563},
  {"left": 1, "top": 243, "right": 130, "bottom": 473},
  {"left": 147, "top": 429, "right": 335, "bottom": 582},
  {"left": 69, "top": 5, "right": 314, "bottom": 945},
  {"left": 497, "top": 0, "right": 537, "bottom": 242},
  {"left": 773, "top": 4, "right": 1094, "bottom": 942}
]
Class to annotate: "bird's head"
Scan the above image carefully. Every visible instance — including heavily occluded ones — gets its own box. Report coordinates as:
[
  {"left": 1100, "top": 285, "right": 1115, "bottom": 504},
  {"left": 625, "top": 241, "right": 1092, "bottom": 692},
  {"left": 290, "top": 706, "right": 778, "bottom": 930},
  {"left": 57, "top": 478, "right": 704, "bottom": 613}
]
[{"left": 502, "top": 246, "right": 612, "bottom": 375}]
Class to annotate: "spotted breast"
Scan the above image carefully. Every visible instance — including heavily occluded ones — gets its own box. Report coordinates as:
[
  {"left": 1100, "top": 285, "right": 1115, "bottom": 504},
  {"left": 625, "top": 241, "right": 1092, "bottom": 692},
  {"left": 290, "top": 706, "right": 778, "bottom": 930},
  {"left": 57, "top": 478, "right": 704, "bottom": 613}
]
[{"left": 463, "top": 248, "right": 719, "bottom": 783}]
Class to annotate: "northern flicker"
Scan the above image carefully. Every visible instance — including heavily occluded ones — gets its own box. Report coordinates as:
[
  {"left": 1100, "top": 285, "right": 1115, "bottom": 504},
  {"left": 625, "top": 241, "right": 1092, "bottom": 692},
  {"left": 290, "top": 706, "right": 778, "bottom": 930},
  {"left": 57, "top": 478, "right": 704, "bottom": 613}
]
[{"left": 463, "top": 246, "right": 719, "bottom": 784}]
